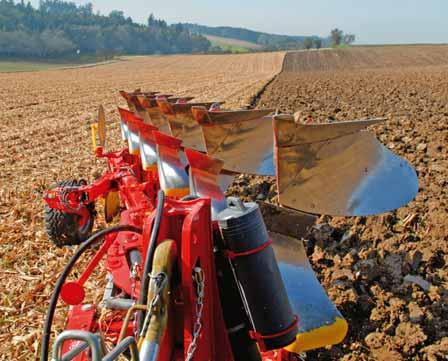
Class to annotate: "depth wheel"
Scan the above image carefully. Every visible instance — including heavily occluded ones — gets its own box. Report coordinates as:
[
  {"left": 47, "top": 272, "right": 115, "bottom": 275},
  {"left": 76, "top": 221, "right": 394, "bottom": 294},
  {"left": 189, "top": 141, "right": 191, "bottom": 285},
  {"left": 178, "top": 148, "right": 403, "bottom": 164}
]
[{"left": 44, "top": 179, "right": 95, "bottom": 247}]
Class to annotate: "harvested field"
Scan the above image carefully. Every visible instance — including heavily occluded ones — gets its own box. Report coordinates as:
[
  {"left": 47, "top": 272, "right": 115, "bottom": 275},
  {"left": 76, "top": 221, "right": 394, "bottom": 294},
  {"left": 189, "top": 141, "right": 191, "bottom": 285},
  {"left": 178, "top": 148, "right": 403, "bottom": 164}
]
[
  {"left": 251, "top": 47, "right": 448, "bottom": 360},
  {"left": 0, "top": 52, "right": 284, "bottom": 360}
]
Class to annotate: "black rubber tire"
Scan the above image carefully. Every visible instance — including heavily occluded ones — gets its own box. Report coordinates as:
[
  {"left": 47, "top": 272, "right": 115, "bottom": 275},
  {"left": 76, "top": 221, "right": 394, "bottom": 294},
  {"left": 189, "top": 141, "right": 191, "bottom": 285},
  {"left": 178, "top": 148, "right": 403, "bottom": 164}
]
[{"left": 44, "top": 179, "right": 95, "bottom": 247}]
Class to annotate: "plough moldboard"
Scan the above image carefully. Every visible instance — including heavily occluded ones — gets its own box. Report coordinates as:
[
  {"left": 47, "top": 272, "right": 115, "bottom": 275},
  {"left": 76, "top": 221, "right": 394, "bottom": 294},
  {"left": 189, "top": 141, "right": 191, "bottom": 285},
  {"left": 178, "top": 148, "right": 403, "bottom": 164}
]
[{"left": 41, "top": 90, "right": 418, "bottom": 361}]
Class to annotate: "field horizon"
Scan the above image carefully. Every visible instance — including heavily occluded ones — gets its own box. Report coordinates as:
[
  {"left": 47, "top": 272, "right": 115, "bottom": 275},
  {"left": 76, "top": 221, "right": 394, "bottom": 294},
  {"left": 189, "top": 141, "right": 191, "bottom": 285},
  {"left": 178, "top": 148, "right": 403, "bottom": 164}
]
[{"left": 3, "top": 43, "right": 448, "bottom": 73}]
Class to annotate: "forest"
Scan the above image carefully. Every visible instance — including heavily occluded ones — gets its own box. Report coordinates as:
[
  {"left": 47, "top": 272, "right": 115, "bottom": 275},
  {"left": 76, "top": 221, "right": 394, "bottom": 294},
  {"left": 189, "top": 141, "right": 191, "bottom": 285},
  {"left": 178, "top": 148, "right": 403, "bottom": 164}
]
[
  {"left": 0, "top": 0, "right": 355, "bottom": 60},
  {"left": 0, "top": 0, "right": 211, "bottom": 59}
]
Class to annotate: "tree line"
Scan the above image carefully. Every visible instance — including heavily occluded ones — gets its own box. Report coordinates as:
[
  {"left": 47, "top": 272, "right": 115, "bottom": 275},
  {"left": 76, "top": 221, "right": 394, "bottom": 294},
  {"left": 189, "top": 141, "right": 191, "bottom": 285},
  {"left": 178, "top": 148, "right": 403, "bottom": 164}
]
[
  {"left": 181, "top": 23, "right": 327, "bottom": 51},
  {"left": 0, "top": 0, "right": 210, "bottom": 59},
  {"left": 0, "top": 0, "right": 357, "bottom": 59},
  {"left": 330, "top": 28, "right": 356, "bottom": 47},
  {"left": 181, "top": 23, "right": 356, "bottom": 52},
  {"left": 302, "top": 29, "right": 355, "bottom": 50}
]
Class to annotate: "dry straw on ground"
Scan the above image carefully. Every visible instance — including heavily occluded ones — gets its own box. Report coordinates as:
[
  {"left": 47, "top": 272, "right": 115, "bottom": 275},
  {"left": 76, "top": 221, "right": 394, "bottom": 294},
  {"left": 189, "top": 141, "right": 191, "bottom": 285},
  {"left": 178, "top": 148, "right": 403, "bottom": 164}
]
[{"left": 0, "top": 52, "right": 284, "bottom": 360}]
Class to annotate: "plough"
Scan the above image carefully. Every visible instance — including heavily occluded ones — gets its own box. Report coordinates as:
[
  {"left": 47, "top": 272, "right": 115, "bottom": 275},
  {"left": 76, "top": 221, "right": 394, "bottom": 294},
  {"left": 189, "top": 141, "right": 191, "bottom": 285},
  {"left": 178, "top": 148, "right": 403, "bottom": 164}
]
[{"left": 41, "top": 90, "right": 418, "bottom": 361}]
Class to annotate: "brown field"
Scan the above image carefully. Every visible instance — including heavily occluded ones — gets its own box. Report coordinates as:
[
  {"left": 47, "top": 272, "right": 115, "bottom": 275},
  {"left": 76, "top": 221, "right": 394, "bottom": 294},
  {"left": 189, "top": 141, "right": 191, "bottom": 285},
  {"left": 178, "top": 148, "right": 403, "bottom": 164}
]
[
  {"left": 282, "top": 45, "right": 448, "bottom": 72},
  {"left": 0, "top": 52, "right": 284, "bottom": 359},
  {"left": 1, "top": 45, "right": 447, "bottom": 360},
  {"left": 256, "top": 47, "right": 448, "bottom": 360}
]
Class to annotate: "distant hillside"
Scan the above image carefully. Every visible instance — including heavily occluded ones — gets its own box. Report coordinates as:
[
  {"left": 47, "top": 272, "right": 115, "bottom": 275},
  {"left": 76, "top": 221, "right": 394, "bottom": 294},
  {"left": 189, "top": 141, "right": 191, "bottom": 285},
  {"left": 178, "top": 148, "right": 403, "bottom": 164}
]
[
  {"left": 181, "top": 23, "right": 327, "bottom": 51},
  {"left": 204, "top": 35, "right": 262, "bottom": 53},
  {"left": 0, "top": 1, "right": 210, "bottom": 60}
]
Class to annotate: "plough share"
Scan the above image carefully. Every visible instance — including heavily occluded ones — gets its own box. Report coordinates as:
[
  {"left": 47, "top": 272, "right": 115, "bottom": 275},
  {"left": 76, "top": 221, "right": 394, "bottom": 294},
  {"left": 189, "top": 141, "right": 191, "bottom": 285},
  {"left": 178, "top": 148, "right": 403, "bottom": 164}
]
[{"left": 41, "top": 90, "right": 418, "bottom": 361}]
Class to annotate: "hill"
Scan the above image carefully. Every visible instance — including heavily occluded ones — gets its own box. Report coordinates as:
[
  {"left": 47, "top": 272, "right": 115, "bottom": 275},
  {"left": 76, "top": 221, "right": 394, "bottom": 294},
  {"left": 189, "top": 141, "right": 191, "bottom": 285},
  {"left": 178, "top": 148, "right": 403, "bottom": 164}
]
[
  {"left": 0, "top": 0, "right": 210, "bottom": 60},
  {"left": 204, "top": 34, "right": 262, "bottom": 53},
  {"left": 181, "top": 23, "right": 326, "bottom": 51}
]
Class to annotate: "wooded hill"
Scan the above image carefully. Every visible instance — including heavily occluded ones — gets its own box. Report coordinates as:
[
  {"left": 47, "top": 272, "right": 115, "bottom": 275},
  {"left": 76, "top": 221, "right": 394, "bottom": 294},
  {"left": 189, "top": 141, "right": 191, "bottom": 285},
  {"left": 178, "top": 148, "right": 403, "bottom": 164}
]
[
  {"left": 180, "top": 23, "right": 328, "bottom": 51},
  {"left": 0, "top": 0, "right": 210, "bottom": 59},
  {"left": 0, "top": 0, "right": 331, "bottom": 60}
]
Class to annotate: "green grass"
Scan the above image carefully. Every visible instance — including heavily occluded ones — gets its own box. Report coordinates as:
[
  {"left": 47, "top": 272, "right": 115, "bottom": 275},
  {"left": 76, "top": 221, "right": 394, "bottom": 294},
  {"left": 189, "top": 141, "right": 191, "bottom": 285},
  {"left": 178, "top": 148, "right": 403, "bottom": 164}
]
[
  {"left": 0, "top": 61, "right": 69, "bottom": 72},
  {"left": 205, "top": 34, "right": 262, "bottom": 53},
  {"left": 0, "top": 55, "right": 117, "bottom": 73},
  {"left": 332, "top": 44, "right": 350, "bottom": 49}
]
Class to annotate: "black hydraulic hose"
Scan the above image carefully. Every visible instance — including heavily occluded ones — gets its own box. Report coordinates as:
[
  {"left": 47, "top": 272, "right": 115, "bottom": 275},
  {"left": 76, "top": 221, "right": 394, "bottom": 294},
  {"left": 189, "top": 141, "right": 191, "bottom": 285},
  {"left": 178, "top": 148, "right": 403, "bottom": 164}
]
[
  {"left": 137, "top": 189, "right": 165, "bottom": 333},
  {"left": 40, "top": 224, "right": 143, "bottom": 361}
]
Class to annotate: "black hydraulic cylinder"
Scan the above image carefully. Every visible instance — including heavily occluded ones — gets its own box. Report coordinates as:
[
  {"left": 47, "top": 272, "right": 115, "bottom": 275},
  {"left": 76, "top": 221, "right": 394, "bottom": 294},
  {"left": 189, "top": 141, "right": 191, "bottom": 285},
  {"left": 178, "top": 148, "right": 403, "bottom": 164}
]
[
  {"left": 213, "top": 230, "right": 261, "bottom": 361},
  {"left": 217, "top": 198, "right": 297, "bottom": 350}
]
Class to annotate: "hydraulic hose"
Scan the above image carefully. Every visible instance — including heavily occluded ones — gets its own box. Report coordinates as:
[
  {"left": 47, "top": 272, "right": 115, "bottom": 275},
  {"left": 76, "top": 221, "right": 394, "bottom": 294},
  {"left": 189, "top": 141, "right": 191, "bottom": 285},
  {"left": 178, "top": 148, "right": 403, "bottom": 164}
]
[
  {"left": 40, "top": 224, "right": 143, "bottom": 361},
  {"left": 138, "top": 189, "right": 165, "bottom": 333}
]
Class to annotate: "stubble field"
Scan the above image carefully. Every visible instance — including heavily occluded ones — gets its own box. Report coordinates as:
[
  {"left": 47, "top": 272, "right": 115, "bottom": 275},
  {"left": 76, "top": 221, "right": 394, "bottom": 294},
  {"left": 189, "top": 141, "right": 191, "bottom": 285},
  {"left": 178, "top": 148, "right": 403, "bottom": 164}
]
[
  {"left": 0, "top": 52, "right": 285, "bottom": 360},
  {"left": 1, "top": 46, "right": 447, "bottom": 360}
]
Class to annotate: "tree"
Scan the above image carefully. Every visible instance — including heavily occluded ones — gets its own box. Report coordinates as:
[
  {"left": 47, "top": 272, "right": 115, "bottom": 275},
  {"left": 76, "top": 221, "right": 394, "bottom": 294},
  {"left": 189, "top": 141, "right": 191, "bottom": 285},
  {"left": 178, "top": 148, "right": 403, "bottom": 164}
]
[
  {"left": 344, "top": 33, "right": 355, "bottom": 45},
  {"left": 147, "top": 13, "right": 155, "bottom": 27},
  {"left": 109, "top": 10, "right": 126, "bottom": 25},
  {"left": 303, "top": 37, "right": 313, "bottom": 50},
  {"left": 174, "top": 23, "right": 183, "bottom": 33},
  {"left": 40, "top": 29, "right": 76, "bottom": 57},
  {"left": 330, "top": 29, "right": 356, "bottom": 47},
  {"left": 313, "top": 38, "right": 322, "bottom": 49},
  {"left": 330, "top": 28, "right": 343, "bottom": 47}
]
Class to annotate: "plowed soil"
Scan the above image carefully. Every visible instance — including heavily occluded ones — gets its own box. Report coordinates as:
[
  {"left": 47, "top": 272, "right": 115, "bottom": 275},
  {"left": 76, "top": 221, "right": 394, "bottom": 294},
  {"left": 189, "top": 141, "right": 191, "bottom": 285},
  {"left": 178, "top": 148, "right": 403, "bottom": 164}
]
[
  {"left": 282, "top": 45, "right": 448, "bottom": 72},
  {"left": 1, "top": 45, "right": 448, "bottom": 361},
  {"left": 252, "top": 47, "right": 448, "bottom": 360},
  {"left": 0, "top": 52, "right": 284, "bottom": 360}
]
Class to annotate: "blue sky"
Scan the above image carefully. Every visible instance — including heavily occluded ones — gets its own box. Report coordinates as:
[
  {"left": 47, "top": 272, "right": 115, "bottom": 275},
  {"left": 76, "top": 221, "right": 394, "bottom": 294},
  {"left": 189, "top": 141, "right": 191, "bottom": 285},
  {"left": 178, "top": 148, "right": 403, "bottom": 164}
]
[{"left": 29, "top": 0, "right": 447, "bottom": 44}]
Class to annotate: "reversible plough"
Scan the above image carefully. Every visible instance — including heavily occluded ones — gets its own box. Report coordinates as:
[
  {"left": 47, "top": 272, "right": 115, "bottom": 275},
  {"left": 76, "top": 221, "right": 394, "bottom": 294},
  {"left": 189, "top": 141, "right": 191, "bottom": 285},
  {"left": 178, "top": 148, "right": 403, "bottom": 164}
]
[{"left": 41, "top": 89, "right": 418, "bottom": 361}]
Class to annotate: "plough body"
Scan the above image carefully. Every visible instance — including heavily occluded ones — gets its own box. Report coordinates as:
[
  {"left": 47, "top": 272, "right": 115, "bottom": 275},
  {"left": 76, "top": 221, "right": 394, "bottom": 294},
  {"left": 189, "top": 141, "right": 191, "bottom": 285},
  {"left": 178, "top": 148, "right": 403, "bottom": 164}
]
[{"left": 41, "top": 89, "right": 418, "bottom": 361}]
